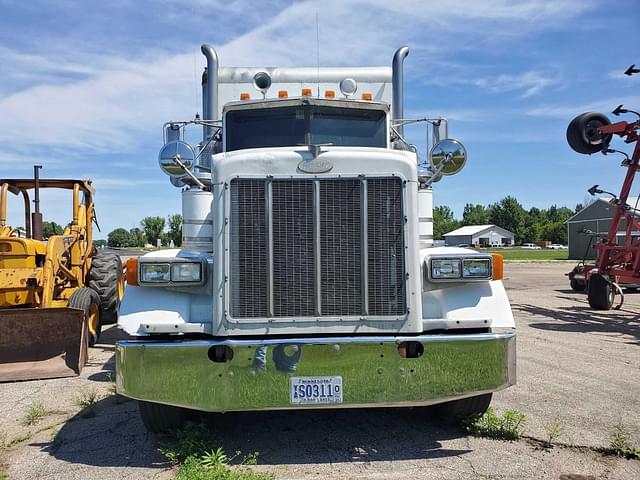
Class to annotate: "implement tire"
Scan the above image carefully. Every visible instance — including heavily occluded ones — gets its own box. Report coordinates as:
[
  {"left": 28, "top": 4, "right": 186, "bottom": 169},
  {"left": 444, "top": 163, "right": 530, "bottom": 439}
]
[
  {"left": 570, "top": 278, "right": 586, "bottom": 292},
  {"left": 89, "top": 253, "right": 124, "bottom": 325},
  {"left": 69, "top": 288, "right": 102, "bottom": 347},
  {"left": 588, "top": 273, "right": 613, "bottom": 310},
  {"left": 434, "top": 393, "right": 493, "bottom": 420},
  {"left": 139, "top": 400, "right": 187, "bottom": 433}
]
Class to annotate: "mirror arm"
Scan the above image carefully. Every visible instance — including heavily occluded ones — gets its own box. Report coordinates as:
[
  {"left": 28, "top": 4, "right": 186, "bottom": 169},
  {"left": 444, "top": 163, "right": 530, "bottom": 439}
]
[{"left": 173, "top": 156, "right": 206, "bottom": 189}]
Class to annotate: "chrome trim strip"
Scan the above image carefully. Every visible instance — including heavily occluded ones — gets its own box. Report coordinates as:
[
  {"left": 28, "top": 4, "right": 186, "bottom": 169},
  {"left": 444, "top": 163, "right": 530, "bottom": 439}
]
[
  {"left": 265, "top": 178, "right": 274, "bottom": 317},
  {"left": 313, "top": 180, "right": 322, "bottom": 316},
  {"left": 360, "top": 178, "right": 369, "bottom": 315},
  {"left": 119, "top": 332, "right": 514, "bottom": 348}
]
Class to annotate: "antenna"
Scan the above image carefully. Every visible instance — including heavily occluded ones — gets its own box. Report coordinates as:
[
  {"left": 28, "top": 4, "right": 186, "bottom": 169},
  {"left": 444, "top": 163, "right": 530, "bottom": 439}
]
[{"left": 316, "top": 12, "right": 320, "bottom": 97}]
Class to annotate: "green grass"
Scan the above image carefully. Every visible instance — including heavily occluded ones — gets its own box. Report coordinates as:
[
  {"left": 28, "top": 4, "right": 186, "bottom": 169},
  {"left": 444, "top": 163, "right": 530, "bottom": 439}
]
[
  {"left": 23, "top": 401, "right": 49, "bottom": 426},
  {"left": 483, "top": 248, "right": 569, "bottom": 261},
  {"left": 609, "top": 421, "right": 640, "bottom": 459},
  {"left": 464, "top": 407, "right": 526, "bottom": 440},
  {"left": 159, "top": 423, "right": 271, "bottom": 480}
]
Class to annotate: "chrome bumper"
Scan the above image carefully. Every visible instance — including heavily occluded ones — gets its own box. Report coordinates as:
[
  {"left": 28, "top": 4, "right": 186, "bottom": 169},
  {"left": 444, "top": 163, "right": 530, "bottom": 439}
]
[{"left": 116, "top": 332, "right": 516, "bottom": 412}]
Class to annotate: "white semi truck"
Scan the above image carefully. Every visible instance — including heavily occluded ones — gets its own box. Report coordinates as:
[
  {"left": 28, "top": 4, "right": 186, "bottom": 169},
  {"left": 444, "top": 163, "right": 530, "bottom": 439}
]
[{"left": 116, "top": 44, "right": 516, "bottom": 433}]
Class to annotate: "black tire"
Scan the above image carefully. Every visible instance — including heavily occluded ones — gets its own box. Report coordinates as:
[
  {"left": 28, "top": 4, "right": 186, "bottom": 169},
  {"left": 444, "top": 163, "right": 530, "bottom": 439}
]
[
  {"left": 138, "top": 400, "right": 187, "bottom": 433},
  {"left": 588, "top": 273, "right": 613, "bottom": 310},
  {"left": 69, "top": 287, "right": 102, "bottom": 347},
  {"left": 566, "top": 112, "right": 612, "bottom": 154},
  {"left": 570, "top": 278, "right": 586, "bottom": 292},
  {"left": 89, "top": 253, "right": 124, "bottom": 325},
  {"left": 434, "top": 393, "right": 493, "bottom": 420}
]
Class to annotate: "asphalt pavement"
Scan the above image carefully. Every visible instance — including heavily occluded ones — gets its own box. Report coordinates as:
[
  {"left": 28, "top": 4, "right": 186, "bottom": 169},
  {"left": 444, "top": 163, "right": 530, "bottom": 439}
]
[{"left": 1, "top": 262, "right": 638, "bottom": 479}]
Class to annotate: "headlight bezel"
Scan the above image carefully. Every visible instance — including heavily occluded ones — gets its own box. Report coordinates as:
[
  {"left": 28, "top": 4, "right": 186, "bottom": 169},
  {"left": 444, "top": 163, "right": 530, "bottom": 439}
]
[
  {"left": 428, "top": 254, "right": 493, "bottom": 282},
  {"left": 138, "top": 258, "right": 206, "bottom": 286}
]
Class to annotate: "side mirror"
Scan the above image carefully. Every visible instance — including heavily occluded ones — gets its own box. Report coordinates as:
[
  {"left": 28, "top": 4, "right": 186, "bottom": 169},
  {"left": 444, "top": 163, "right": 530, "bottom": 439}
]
[
  {"left": 566, "top": 112, "right": 612, "bottom": 155},
  {"left": 429, "top": 138, "right": 467, "bottom": 176},
  {"left": 158, "top": 141, "right": 195, "bottom": 177}
]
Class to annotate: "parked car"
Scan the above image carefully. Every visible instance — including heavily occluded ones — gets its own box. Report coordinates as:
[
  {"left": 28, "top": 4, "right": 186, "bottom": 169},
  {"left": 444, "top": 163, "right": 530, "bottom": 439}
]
[
  {"left": 521, "top": 243, "right": 541, "bottom": 249},
  {"left": 548, "top": 244, "right": 568, "bottom": 250}
]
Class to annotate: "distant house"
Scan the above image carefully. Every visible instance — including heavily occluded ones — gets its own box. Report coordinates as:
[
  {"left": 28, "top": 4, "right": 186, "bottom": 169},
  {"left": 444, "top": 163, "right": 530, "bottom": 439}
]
[
  {"left": 443, "top": 224, "right": 514, "bottom": 247},
  {"left": 566, "top": 198, "right": 640, "bottom": 260}
]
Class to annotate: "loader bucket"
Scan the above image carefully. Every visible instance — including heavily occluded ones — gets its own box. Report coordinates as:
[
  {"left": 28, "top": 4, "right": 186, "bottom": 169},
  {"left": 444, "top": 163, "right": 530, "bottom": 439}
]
[{"left": 0, "top": 307, "right": 87, "bottom": 382}]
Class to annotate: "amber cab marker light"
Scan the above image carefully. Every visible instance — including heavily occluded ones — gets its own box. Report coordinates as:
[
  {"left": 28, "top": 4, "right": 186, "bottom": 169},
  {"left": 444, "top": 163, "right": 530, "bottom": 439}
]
[
  {"left": 278, "top": 90, "right": 288, "bottom": 98},
  {"left": 361, "top": 92, "right": 373, "bottom": 100},
  {"left": 491, "top": 253, "right": 504, "bottom": 281},
  {"left": 125, "top": 257, "right": 139, "bottom": 286},
  {"left": 325, "top": 89, "right": 336, "bottom": 98},
  {"left": 301, "top": 87, "right": 313, "bottom": 97},
  {"left": 239, "top": 92, "right": 251, "bottom": 100}
]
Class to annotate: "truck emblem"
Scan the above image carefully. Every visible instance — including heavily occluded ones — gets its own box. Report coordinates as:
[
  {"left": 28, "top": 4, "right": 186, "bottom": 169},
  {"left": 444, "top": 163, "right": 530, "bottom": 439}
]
[{"left": 297, "top": 157, "right": 333, "bottom": 174}]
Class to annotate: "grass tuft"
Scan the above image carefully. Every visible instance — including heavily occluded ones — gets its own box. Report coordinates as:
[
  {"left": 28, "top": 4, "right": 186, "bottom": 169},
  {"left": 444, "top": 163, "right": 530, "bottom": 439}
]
[
  {"left": 159, "top": 423, "right": 270, "bottom": 480},
  {"left": 75, "top": 387, "right": 100, "bottom": 417},
  {"left": 8, "top": 431, "right": 33, "bottom": 447},
  {"left": 464, "top": 407, "right": 526, "bottom": 441},
  {"left": 543, "top": 418, "right": 566, "bottom": 447},
  {"left": 609, "top": 421, "right": 639, "bottom": 459},
  {"left": 23, "top": 401, "right": 49, "bottom": 426}
]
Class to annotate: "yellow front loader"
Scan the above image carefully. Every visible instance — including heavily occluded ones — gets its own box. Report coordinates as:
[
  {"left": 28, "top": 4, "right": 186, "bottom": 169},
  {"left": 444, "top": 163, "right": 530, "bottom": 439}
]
[{"left": 0, "top": 168, "right": 124, "bottom": 381}]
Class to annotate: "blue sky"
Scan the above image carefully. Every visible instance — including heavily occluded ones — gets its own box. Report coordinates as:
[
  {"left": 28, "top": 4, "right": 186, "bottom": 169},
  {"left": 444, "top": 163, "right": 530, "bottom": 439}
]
[{"left": 1, "top": 0, "right": 639, "bottom": 238}]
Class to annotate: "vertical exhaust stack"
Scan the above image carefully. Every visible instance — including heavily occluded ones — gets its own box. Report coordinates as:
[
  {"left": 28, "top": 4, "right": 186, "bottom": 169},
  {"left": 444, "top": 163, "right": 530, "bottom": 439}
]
[
  {"left": 32, "top": 165, "right": 43, "bottom": 240},
  {"left": 392, "top": 46, "right": 409, "bottom": 139},
  {"left": 201, "top": 44, "right": 219, "bottom": 143}
]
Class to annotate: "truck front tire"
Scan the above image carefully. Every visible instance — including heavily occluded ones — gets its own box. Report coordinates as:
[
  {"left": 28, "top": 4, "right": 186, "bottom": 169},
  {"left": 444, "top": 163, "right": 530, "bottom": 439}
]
[{"left": 138, "top": 400, "right": 187, "bottom": 433}]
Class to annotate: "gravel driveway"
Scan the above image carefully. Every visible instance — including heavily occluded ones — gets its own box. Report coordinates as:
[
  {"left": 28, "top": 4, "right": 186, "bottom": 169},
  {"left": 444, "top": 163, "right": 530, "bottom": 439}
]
[{"left": 1, "top": 262, "right": 638, "bottom": 479}]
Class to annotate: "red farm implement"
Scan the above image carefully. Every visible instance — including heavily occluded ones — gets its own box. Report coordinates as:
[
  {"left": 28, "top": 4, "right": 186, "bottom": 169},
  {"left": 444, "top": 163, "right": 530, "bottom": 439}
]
[{"left": 566, "top": 65, "right": 640, "bottom": 310}]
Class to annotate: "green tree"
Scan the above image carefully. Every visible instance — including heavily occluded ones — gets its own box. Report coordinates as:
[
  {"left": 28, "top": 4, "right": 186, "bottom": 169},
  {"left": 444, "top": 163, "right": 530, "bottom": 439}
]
[
  {"left": 433, "top": 205, "right": 460, "bottom": 239},
  {"left": 141, "top": 216, "right": 165, "bottom": 247},
  {"left": 107, "top": 228, "right": 131, "bottom": 247},
  {"left": 167, "top": 214, "right": 183, "bottom": 247},
  {"left": 42, "top": 221, "right": 63, "bottom": 238},
  {"left": 488, "top": 196, "right": 527, "bottom": 244},
  {"left": 462, "top": 203, "right": 488, "bottom": 226},
  {"left": 94, "top": 239, "right": 107, "bottom": 248},
  {"left": 128, "top": 227, "right": 146, "bottom": 247}
]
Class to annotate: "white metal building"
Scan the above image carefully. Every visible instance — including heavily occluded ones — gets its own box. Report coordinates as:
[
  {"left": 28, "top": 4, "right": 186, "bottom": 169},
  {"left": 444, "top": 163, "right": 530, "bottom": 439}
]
[{"left": 443, "top": 224, "right": 514, "bottom": 247}]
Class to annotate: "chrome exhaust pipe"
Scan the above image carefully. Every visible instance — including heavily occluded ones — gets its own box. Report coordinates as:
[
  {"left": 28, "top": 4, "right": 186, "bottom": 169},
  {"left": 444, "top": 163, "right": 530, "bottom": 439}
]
[
  {"left": 200, "top": 44, "right": 218, "bottom": 143},
  {"left": 392, "top": 46, "right": 409, "bottom": 138}
]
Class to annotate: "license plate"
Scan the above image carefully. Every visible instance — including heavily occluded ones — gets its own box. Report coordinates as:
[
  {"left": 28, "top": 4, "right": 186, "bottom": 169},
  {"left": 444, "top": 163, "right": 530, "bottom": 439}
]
[{"left": 290, "top": 376, "right": 343, "bottom": 404}]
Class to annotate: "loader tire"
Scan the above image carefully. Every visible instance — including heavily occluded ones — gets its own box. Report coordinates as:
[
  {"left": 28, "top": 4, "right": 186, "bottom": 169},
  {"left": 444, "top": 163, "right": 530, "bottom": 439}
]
[
  {"left": 89, "top": 253, "right": 124, "bottom": 325},
  {"left": 69, "top": 288, "right": 102, "bottom": 347},
  {"left": 588, "top": 273, "right": 613, "bottom": 310},
  {"left": 434, "top": 393, "right": 493, "bottom": 420},
  {"left": 138, "top": 400, "right": 186, "bottom": 433},
  {"left": 570, "top": 278, "right": 586, "bottom": 292}
]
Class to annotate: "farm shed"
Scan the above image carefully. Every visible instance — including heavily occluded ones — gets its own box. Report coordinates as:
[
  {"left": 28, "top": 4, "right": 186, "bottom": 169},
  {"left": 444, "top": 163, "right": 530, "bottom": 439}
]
[
  {"left": 567, "top": 198, "right": 640, "bottom": 260},
  {"left": 443, "top": 224, "right": 514, "bottom": 247}
]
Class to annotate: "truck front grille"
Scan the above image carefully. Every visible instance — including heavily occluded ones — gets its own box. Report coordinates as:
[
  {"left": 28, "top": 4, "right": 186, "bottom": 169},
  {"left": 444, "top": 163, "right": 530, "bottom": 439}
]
[{"left": 230, "top": 177, "right": 405, "bottom": 319}]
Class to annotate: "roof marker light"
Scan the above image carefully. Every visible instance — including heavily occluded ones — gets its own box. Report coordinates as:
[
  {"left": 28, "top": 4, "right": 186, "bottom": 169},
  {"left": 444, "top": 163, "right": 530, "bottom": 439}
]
[
  {"left": 361, "top": 92, "right": 373, "bottom": 101},
  {"left": 301, "top": 87, "right": 313, "bottom": 97},
  {"left": 278, "top": 90, "right": 288, "bottom": 98},
  {"left": 240, "top": 92, "right": 250, "bottom": 100},
  {"left": 325, "top": 89, "right": 336, "bottom": 98}
]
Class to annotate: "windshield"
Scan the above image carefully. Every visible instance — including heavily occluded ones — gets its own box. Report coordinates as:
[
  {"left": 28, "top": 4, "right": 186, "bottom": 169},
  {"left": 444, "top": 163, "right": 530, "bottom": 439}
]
[{"left": 225, "top": 105, "right": 387, "bottom": 152}]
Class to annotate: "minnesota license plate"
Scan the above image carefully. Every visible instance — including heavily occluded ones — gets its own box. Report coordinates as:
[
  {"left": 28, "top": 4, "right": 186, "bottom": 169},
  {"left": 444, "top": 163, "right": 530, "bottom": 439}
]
[{"left": 289, "top": 376, "right": 343, "bottom": 404}]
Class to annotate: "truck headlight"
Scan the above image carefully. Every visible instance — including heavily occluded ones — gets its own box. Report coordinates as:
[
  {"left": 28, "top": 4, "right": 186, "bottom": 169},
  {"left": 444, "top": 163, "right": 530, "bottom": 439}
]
[
  {"left": 138, "top": 259, "right": 206, "bottom": 286},
  {"left": 140, "top": 263, "right": 171, "bottom": 283},
  {"left": 431, "top": 259, "right": 461, "bottom": 279},
  {"left": 171, "top": 263, "right": 202, "bottom": 282},
  {"left": 462, "top": 258, "right": 491, "bottom": 279}
]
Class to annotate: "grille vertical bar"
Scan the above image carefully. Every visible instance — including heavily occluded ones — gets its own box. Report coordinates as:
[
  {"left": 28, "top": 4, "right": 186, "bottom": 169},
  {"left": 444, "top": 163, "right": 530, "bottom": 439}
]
[
  {"left": 367, "top": 178, "right": 406, "bottom": 315},
  {"left": 319, "top": 179, "right": 362, "bottom": 316},
  {"left": 271, "top": 180, "right": 315, "bottom": 317},
  {"left": 230, "top": 180, "right": 267, "bottom": 318}
]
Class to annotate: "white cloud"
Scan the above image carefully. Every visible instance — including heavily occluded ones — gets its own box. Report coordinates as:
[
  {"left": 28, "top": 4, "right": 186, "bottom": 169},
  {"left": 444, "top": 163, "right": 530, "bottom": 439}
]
[
  {"left": 0, "top": 0, "right": 594, "bottom": 161},
  {"left": 526, "top": 96, "right": 640, "bottom": 118}
]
